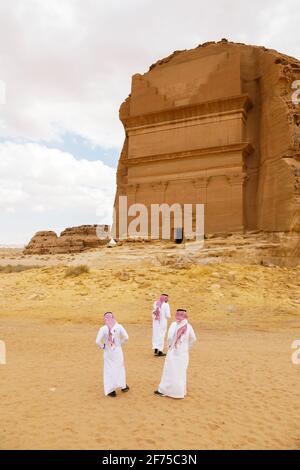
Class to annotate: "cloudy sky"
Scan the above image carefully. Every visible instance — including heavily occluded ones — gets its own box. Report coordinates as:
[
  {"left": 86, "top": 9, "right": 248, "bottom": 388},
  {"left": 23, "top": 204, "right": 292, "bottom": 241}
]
[{"left": 0, "top": 0, "right": 299, "bottom": 245}]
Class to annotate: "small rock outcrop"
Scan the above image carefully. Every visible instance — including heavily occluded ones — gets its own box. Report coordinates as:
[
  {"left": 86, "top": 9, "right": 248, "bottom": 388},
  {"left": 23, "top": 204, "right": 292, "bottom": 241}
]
[{"left": 24, "top": 225, "right": 110, "bottom": 255}]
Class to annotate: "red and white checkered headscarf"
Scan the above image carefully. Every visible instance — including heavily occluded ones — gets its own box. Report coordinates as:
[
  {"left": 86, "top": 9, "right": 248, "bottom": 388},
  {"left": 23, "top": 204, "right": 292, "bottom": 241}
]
[
  {"left": 153, "top": 294, "right": 168, "bottom": 321},
  {"left": 174, "top": 309, "right": 188, "bottom": 348},
  {"left": 104, "top": 312, "right": 117, "bottom": 348}
]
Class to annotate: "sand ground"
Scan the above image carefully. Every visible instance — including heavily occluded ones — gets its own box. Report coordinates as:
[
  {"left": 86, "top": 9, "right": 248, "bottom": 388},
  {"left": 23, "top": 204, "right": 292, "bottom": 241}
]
[
  {"left": 0, "top": 245, "right": 300, "bottom": 449},
  {"left": 1, "top": 320, "right": 300, "bottom": 450}
]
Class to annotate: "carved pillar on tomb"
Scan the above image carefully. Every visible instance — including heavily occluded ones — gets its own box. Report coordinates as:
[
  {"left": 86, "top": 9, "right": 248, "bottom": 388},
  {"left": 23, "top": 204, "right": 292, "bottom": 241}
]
[
  {"left": 150, "top": 181, "right": 170, "bottom": 238},
  {"left": 192, "top": 177, "right": 208, "bottom": 233},
  {"left": 113, "top": 184, "right": 126, "bottom": 239},
  {"left": 127, "top": 184, "right": 139, "bottom": 206},
  {"left": 124, "top": 184, "right": 139, "bottom": 238},
  {"left": 116, "top": 184, "right": 126, "bottom": 198},
  {"left": 150, "top": 181, "right": 168, "bottom": 203},
  {"left": 227, "top": 173, "right": 248, "bottom": 231},
  {"left": 193, "top": 177, "right": 208, "bottom": 203}
]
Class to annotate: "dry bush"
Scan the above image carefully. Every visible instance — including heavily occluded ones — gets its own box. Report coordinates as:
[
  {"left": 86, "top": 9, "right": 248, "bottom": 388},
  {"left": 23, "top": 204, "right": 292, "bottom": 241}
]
[
  {"left": 65, "top": 265, "right": 90, "bottom": 277},
  {"left": 0, "top": 264, "right": 40, "bottom": 274}
]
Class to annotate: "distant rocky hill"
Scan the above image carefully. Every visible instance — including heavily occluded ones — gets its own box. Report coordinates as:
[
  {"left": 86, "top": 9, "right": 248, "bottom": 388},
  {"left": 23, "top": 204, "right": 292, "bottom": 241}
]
[{"left": 23, "top": 225, "right": 110, "bottom": 255}]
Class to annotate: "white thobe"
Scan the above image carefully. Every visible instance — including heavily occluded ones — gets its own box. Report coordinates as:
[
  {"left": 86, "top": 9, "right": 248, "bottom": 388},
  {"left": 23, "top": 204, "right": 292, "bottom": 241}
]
[
  {"left": 152, "top": 301, "right": 171, "bottom": 352},
  {"left": 96, "top": 323, "right": 128, "bottom": 395},
  {"left": 158, "top": 321, "right": 196, "bottom": 399}
]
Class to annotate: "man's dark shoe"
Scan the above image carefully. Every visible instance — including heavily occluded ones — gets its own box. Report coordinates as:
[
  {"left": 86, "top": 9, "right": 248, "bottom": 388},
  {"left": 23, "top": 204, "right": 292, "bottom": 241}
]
[
  {"left": 157, "top": 351, "right": 166, "bottom": 357},
  {"left": 108, "top": 391, "right": 117, "bottom": 397},
  {"left": 121, "top": 385, "right": 130, "bottom": 393}
]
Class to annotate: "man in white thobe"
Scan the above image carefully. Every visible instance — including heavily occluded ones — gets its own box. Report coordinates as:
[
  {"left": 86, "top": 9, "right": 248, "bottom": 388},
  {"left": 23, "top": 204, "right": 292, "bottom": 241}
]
[
  {"left": 155, "top": 308, "right": 196, "bottom": 399},
  {"left": 96, "top": 312, "right": 129, "bottom": 397},
  {"left": 152, "top": 293, "right": 171, "bottom": 356}
]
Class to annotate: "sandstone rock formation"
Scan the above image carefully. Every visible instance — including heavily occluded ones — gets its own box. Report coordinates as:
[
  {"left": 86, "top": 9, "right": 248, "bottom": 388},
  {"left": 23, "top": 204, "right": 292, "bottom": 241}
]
[
  {"left": 24, "top": 225, "right": 110, "bottom": 255},
  {"left": 115, "top": 39, "right": 300, "bottom": 239}
]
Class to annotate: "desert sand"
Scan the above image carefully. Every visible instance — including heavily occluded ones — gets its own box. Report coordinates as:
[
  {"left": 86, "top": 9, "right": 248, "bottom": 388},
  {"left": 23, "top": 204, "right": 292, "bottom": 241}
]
[{"left": 0, "top": 242, "right": 300, "bottom": 449}]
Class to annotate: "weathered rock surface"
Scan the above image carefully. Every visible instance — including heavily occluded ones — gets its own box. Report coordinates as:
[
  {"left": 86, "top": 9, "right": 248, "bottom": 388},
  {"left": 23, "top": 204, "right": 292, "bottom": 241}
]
[
  {"left": 115, "top": 40, "right": 300, "bottom": 238},
  {"left": 24, "top": 225, "right": 110, "bottom": 255}
]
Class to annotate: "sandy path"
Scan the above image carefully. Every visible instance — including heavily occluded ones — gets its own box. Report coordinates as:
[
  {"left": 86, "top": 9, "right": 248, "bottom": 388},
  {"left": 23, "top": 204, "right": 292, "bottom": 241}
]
[{"left": 1, "top": 319, "right": 299, "bottom": 450}]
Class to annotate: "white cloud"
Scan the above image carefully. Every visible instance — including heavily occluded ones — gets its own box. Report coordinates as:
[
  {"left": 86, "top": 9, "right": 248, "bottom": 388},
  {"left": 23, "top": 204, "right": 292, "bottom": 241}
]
[{"left": 0, "top": 142, "right": 115, "bottom": 244}]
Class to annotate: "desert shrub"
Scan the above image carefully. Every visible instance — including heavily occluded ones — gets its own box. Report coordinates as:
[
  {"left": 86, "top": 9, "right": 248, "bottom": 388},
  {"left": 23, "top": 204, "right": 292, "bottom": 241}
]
[
  {"left": 0, "top": 264, "right": 40, "bottom": 274},
  {"left": 65, "top": 265, "right": 90, "bottom": 277}
]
